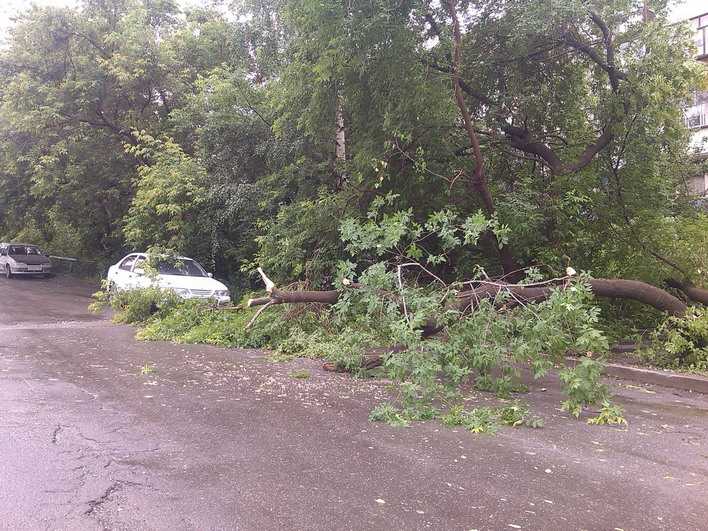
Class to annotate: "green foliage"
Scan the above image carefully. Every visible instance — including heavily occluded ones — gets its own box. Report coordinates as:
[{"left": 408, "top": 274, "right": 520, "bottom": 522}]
[
  {"left": 140, "top": 363, "right": 156, "bottom": 375},
  {"left": 474, "top": 374, "right": 528, "bottom": 398},
  {"left": 0, "top": 0, "right": 704, "bottom": 305},
  {"left": 289, "top": 369, "right": 311, "bottom": 379},
  {"left": 587, "top": 400, "right": 627, "bottom": 426},
  {"left": 339, "top": 196, "right": 509, "bottom": 269},
  {"left": 102, "top": 286, "right": 181, "bottom": 325},
  {"left": 460, "top": 408, "right": 499, "bottom": 435},
  {"left": 136, "top": 294, "right": 324, "bottom": 351},
  {"left": 285, "top": 199, "right": 613, "bottom": 422},
  {"left": 123, "top": 133, "right": 208, "bottom": 253},
  {"left": 253, "top": 192, "right": 349, "bottom": 286},
  {"left": 497, "top": 402, "right": 531, "bottom": 428},
  {"left": 559, "top": 358, "right": 610, "bottom": 418},
  {"left": 372, "top": 400, "right": 544, "bottom": 432},
  {"left": 642, "top": 307, "right": 708, "bottom": 371},
  {"left": 368, "top": 403, "right": 410, "bottom": 427},
  {"left": 6, "top": 0, "right": 708, "bottom": 435},
  {"left": 439, "top": 403, "right": 541, "bottom": 433}
]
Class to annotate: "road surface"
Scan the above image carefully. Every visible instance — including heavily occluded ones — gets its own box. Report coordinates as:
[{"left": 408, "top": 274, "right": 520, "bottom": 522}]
[{"left": 1, "top": 275, "right": 707, "bottom": 530}]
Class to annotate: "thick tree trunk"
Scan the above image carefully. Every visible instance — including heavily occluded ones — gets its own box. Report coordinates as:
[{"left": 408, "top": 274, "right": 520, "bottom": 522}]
[
  {"left": 665, "top": 279, "right": 708, "bottom": 306},
  {"left": 248, "top": 269, "right": 691, "bottom": 319},
  {"left": 249, "top": 288, "right": 340, "bottom": 306},
  {"left": 445, "top": 0, "right": 522, "bottom": 279},
  {"left": 457, "top": 279, "right": 688, "bottom": 316}
]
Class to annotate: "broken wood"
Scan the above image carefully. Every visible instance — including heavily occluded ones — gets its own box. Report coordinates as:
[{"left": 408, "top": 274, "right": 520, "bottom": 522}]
[
  {"left": 248, "top": 268, "right": 692, "bottom": 329},
  {"left": 247, "top": 268, "right": 345, "bottom": 307}
]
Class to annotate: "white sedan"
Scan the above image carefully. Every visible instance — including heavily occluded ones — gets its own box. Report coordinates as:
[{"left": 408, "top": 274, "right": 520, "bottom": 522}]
[{"left": 106, "top": 253, "right": 231, "bottom": 304}]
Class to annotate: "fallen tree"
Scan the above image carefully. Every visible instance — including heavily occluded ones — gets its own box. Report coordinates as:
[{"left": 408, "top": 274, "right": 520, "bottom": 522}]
[
  {"left": 247, "top": 268, "right": 703, "bottom": 377},
  {"left": 457, "top": 279, "right": 689, "bottom": 317},
  {"left": 248, "top": 267, "right": 692, "bottom": 319},
  {"left": 665, "top": 279, "right": 708, "bottom": 307}
]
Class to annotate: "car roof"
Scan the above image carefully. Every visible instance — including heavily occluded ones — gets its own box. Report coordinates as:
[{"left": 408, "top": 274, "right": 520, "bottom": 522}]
[{"left": 126, "top": 253, "right": 194, "bottom": 260}]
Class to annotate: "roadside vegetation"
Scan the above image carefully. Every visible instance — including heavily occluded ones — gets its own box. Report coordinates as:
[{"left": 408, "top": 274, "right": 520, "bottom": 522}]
[
  {"left": 638, "top": 307, "right": 708, "bottom": 372},
  {"left": 3, "top": 1, "right": 708, "bottom": 426}
]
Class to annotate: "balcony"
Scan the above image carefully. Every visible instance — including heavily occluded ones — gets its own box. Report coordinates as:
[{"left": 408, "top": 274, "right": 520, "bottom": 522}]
[{"left": 687, "top": 113, "right": 708, "bottom": 129}]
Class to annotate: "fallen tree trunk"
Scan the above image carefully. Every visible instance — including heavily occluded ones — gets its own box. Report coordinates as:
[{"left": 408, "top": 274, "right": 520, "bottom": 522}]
[
  {"left": 248, "top": 268, "right": 691, "bottom": 320},
  {"left": 248, "top": 269, "right": 696, "bottom": 373},
  {"left": 246, "top": 268, "right": 443, "bottom": 335},
  {"left": 457, "top": 279, "right": 689, "bottom": 317},
  {"left": 665, "top": 279, "right": 708, "bottom": 306},
  {"left": 247, "top": 268, "right": 348, "bottom": 307}
]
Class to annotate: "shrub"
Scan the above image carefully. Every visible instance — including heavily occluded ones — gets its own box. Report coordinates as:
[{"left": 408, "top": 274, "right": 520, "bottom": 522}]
[
  {"left": 90, "top": 283, "right": 180, "bottom": 324},
  {"left": 559, "top": 357, "right": 609, "bottom": 418},
  {"left": 642, "top": 307, "right": 708, "bottom": 372},
  {"left": 136, "top": 295, "right": 326, "bottom": 351}
]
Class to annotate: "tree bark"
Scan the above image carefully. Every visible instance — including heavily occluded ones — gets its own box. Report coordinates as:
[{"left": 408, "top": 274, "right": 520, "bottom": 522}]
[
  {"left": 248, "top": 268, "right": 691, "bottom": 319},
  {"left": 665, "top": 279, "right": 708, "bottom": 306},
  {"left": 457, "top": 279, "right": 689, "bottom": 317},
  {"left": 445, "top": 0, "right": 521, "bottom": 278},
  {"left": 428, "top": 9, "right": 629, "bottom": 176}
]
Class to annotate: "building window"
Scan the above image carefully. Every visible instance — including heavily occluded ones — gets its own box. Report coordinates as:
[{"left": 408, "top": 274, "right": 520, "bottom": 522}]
[
  {"left": 695, "top": 27, "right": 705, "bottom": 56},
  {"left": 692, "top": 13, "right": 708, "bottom": 56},
  {"left": 686, "top": 91, "right": 708, "bottom": 129}
]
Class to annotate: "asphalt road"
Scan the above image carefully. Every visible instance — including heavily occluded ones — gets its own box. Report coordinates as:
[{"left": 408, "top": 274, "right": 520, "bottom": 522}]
[{"left": 1, "top": 275, "right": 707, "bottom": 530}]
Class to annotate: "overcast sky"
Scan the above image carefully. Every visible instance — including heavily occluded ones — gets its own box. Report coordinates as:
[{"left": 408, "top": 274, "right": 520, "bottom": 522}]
[
  {"left": 0, "top": 0, "right": 196, "bottom": 36},
  {"left": 0, "top": 0, "right": 706, "bottom": 38}
]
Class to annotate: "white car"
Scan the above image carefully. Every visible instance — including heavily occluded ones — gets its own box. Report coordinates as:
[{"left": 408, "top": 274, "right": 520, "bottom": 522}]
[
  {"left": 0, "top": 243, "right": 53, "bottom": 278},
  {"left": 106, "top": 253, "right": 231, "bottom": 304}
]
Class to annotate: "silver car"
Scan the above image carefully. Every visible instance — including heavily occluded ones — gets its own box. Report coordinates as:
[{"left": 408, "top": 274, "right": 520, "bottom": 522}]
[{"left": 0, "top": 243, "right": 53, "bottom": 278}]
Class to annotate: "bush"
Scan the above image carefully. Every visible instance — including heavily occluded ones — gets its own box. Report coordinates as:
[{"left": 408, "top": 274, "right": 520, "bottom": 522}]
[
  {"left": 641, "top": 307, "right": 708, "bottom": 371},
  {"left": 136, "top": 294, "right": 327, "bottom": 352},
  {"left": 90, "top": 283, "right": 181, "bottom": 324}
]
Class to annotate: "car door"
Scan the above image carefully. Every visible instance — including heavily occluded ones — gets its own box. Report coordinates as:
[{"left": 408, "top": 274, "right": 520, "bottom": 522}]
[
  {"left": 129, "top": 256, "right": 152, "bottom": 289},
  {"left": 111, "top": 254, "right": 138, "bottom": 289}
]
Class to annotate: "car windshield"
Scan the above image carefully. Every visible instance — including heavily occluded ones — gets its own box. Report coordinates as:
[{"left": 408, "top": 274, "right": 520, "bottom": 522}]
[
  {"left": 156, "top": 259, "right": 207, "bottom": 277},
  {"left": 9, "top": 245, "right": 42, "bottom": 256}
]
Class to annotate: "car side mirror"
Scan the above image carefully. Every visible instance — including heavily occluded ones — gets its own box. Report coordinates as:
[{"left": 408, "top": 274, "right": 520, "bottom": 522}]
[{"left": 207, "top": 272, "right": 213, "bottom": 278}]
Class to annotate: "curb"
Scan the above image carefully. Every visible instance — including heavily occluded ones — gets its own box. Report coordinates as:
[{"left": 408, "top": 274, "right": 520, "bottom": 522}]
[{"left": 566, "top": 357, "right": 708, "bottom": 395}]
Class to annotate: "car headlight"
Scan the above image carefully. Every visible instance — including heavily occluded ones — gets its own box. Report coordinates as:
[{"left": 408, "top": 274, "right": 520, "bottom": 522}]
[{"left": 172, "top": 288, "right": 191, "bottom": 296}]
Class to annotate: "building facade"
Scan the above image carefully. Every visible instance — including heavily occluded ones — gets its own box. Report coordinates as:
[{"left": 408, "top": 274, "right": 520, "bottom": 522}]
[{"left": 686, "top": 12, "right": 708, "bottom": 196}]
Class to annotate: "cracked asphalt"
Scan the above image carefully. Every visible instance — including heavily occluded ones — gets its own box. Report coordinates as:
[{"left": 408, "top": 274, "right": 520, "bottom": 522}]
[{"left": 1, "top": 275, "right": 707, "bottom": 530}]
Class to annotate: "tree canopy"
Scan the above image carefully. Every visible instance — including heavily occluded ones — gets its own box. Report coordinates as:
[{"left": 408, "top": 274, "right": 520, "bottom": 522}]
[{"left": 0, "top": 0, "right": 705, "bottom": 296}]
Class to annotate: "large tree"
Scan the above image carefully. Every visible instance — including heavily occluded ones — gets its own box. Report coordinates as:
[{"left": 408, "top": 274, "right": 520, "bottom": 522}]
[{"left": 0, "top": 0, "right": 704, "bottom": 299}]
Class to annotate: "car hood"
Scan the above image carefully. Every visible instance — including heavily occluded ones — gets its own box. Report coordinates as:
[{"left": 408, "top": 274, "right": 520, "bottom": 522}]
[
  {"left": 9, "top": 254, "right": 51, "bottom": 265},
  {"left": 154, "top": 275, "right": 228, "bottom": 291}
]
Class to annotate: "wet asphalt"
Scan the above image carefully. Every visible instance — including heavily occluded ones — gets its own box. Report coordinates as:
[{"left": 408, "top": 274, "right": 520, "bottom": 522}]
[{"left": 0, "top": 275, "right": 707, "bottom": 530}]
